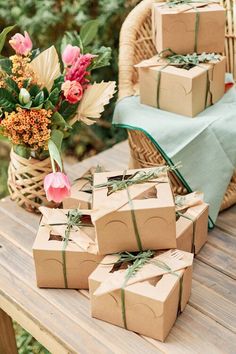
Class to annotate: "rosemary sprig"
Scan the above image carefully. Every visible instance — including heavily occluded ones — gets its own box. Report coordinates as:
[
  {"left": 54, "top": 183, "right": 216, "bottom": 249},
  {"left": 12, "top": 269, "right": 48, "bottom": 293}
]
[
  {"left": 159, "top": 50, "right": 221, "bottom": 70},
  {"left": 116, "top": 250, "right": 154, "bottom": 265},
  {"left": 94, "top": 164, "right": 179, "bottom": 195},
  {"left": 166, "top": 0, "right": 208, "bottom": 7}
]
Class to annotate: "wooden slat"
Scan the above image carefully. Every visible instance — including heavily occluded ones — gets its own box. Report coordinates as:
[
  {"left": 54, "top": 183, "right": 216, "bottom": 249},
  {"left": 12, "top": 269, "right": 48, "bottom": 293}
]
[
  {"left": 146, "top": 306, "right": 236, "bottom": 354},
  {"left": 216, "top": 205, "right": 236, "bottom": 236},
  {"left": 196, "top": 243, "right": 236, "bottom": 280},
  {"left": 0, "top": 308, "right": 18, "bottom": 354},
  {"left": 193, "top": 260, "right": 236, "bottom": 303},
  {"left": 208, "top": 227, "right": 236, "bottom": 256},
  {"left": 0, "top": 233, "right": 160, "bottom": 354},
  {"left": 190, "top": 279, "right": 236, "bottom": 332},
  {"left": 0, "top": 264, "right": 111, "bottom": 354}
]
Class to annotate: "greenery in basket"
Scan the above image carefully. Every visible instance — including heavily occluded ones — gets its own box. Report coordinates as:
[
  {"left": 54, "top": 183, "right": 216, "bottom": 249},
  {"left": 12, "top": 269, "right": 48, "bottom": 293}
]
[{"left": 0, "top": 24, "right": 116, "bottom": 203}]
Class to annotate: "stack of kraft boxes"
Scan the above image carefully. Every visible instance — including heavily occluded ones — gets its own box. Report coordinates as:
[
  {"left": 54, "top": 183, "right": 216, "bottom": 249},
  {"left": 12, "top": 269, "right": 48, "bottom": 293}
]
[
  {"left": 137, "top": 1, "right": 226, "bottom": 117},
  {"left": 33, "top": 163, "right": 209, "bottom": 341}
]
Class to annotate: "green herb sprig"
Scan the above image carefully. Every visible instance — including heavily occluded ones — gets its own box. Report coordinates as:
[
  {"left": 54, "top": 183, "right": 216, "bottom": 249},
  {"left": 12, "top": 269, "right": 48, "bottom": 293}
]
[{"left": 94, "top": 164, "right": 179, "bottom": 195}]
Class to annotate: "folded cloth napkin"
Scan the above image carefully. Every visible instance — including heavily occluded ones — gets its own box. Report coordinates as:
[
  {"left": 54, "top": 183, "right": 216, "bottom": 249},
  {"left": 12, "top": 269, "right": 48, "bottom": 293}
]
[{"left": 113, "top": 86, "right": 236, "bottom": 224}]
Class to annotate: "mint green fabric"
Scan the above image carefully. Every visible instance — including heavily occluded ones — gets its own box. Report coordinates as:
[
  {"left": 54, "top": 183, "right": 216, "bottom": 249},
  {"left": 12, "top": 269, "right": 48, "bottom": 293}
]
[{"left": 113, "top": 88, "right": 236, "bottom": 224}]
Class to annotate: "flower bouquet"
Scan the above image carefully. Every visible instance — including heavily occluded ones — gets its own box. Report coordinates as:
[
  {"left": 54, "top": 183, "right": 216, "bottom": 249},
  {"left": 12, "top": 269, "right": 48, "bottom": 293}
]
[{"left": 0, "top": 24, "right": 116, "bottom": 212}]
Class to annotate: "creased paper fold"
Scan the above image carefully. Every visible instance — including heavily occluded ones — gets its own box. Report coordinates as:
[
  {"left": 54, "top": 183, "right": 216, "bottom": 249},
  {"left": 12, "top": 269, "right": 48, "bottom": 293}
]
[
  {"left": 94, "top": 249, "right": 193, "bottom": 296},
  {"left": 39, "top": 207, "right": 95, "bottom": 251}
]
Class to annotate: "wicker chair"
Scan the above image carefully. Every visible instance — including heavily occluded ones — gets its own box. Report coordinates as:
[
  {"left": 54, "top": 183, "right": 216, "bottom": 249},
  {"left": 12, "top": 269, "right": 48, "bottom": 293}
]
[{"left": 119, "top": 0, "right": 236, "bottom": 210}]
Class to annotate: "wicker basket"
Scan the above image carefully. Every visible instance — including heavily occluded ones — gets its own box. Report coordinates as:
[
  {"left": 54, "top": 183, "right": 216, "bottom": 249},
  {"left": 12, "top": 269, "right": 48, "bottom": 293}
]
[
  {"left": 119, "top": 0, "right": 236, "bottom": 211},
  {"left": 8, "top": 149, "right": 56, "bottom": 213}
]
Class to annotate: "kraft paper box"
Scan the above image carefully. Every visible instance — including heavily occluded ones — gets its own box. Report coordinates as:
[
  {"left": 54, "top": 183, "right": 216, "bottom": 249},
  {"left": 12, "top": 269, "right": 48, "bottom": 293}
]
[
  {"left": 92, "top": 167, "right": 177, "bottom": 255},
  {"left": 33, "top": 207, "right": 103, "bottom": 289},
  {"left": 137, "top": 55, "right": 226, "bottom": 117},
  {"left": 63, "top": 166, "right": 106, "bottom": 209},
  {"left": 152, "top": 2, "right": 226, "bottom": 55},
  {"left": 176, "top": 192, "right": 209, "bottom": 254},
  {"left": 63, "top": 177, "right": 92, "bottom": 210},
  {"left": 89, "top": 250, "right": 193, "bottom": 341}
]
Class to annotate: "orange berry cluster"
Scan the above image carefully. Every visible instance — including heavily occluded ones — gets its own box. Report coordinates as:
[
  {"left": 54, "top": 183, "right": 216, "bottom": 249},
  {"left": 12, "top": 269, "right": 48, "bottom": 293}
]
[
  {"left": 1, "top": 107, "right": 52, "bottom": 150},
  {"left": 10, "top": 54, "right": 36, "bottom": 88}
]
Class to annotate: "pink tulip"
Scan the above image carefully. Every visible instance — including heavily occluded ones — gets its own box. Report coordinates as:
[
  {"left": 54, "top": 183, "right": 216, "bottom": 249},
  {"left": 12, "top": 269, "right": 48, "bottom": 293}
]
[
  {"left": 65, "top": 53, "right": 95, "bottom": 88},
  {"left": 44, "top": 172, "right": 71, "bottom": 203},
  {"left": 62, "top": 44, "right": 80, "bottom": 66},
  {"left": 61, "top": 80, "right": 83, "bottom": 104},
  {"left": 9, "top": 31, "right": 32, "bottom": 56}
]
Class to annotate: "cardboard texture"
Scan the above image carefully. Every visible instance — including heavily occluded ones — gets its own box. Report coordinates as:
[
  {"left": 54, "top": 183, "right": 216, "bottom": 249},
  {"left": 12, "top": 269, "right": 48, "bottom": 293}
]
[
  {"left": 152, "top": 2, "right": 226, "bottom": 55},
  {"left": 137, "top": 55, "right": 226, "bottom": 117},
  {"left": 62, "top": 167, "right": 106, "bottom": 209},
  {"left": 175, "top": 192, "right": 209, "bottom": 254},
  {"left": 62, "top": 177, "right": 92, "bottom": 210},
  {"left": 89, "top": 250, "right": 193, "bottom": 341},
  {"left": 33, "top": 208, "right": 103, "bottom": 289},
  {"left": 92, "top": 168, "right": 177, "bottom": 255}
]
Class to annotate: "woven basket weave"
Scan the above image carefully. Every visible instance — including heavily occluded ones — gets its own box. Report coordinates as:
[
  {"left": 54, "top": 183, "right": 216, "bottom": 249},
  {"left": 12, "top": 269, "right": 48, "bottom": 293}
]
[
  {"left": 8, "top": 149, "right": 56, "bottom": 213},
  {"left": 119, "top": 0, "right": 236, "bottom": 211}
]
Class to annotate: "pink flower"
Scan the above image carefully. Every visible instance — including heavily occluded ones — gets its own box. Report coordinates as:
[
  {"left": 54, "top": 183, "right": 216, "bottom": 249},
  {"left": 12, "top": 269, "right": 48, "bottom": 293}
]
[
  {"left": 61, "top": 80, "right": 83, "bottom": 104},
  {"left": 65, "top": 53, "right": 95, "bottom": 88},
  {"left": 9, "top": 31, "right": 32, "bottom": 56},
  {"left": 44, "top": 172, "right": 71, "bottom": 203},
  {"left": 62, "top": 44, "right": 80, "bottom": 66}
]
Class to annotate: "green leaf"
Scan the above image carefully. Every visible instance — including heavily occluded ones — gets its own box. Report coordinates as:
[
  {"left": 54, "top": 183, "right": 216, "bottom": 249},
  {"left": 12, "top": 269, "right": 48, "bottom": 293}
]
[
  {"left": 31, "top": 48, "right": 40, "bottom": 60},
  {"left": 23, "top": 78, "right": 31, "bottom": 89},
  {"left": 18, "top": 101, "right": 32, "bottom": 109},
  {"left": 48, "top": 139, "right": 63, "bottom": 171},
  {"left": 52, "top": 75, "right": 64, "bottom": 91},
  {"left": 32, "top": 91, "right": 44, "bottom": 107},
  {"left": 89, "top": 46, "right": 112, "bottom": 71},
  {"left": 60, "top": 31, "right": 83, "bottom": 53},
  {"left": 0, "top": 88, "right": 16, "bottom": 112},
  {"left": 80, "top": 20, "right": 99, "bottom": 47},
  {"left": 29, "top": 85, "right": 40, "bottom": 97},
  {"left": 13, "top": 144, "right": 30, "bottom": 159},
  {"left": 0, "top": 58, "right": 12, "bottom": 75},
  {"left": 49, "top": 88, "right": 60, "bottom": 106},
  {"left": 5, "top": 77, "right": 19, "bottom": 95},
  {"left": 44, "top": 100, "right": 55, "bottom": 110},
  {"left": 0, "top": 25, "right": 16, "bottom": 54},
  {"left": 59, "top": 100, "right": 78, "bottom": 120},
  {"left": 51, "top": 129, "right": 63, "bottom": 150},
  {"left": 51, "top": 111, "right": 70, "bottom": 129}
]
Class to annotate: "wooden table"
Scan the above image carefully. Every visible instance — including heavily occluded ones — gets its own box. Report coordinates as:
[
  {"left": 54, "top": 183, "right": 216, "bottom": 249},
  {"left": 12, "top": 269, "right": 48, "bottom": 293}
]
[{"left": 0, "top": 141, "right": 236, "bottom": 354}]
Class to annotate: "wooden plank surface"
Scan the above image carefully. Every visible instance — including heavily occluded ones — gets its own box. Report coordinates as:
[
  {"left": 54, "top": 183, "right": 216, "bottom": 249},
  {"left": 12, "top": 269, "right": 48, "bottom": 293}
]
[{"left": 0, "top": 140, "right": 236, "bottom": 354}]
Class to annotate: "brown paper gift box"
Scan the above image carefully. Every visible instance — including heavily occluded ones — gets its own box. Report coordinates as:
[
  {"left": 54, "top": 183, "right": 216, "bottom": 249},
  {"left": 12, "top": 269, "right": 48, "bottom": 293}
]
[
  {"left": 89, "top": 250, "right": 193, "bottom": 341},
  {"left": 176, "top": 192, "right": 209, "bottom": 254},
  {"left": 33, "top": 208, "right": 103, "bottom": 289},
  {"left": 62, "top": 177, "right": 92, "bottom": 210},
  {"left": 62, "top": 166, "right": 106, "bottom": 210},
  {"left": 152, "top": 2, "right": 226, "bottom": 55},
  {"left": 137, "top": 55, "right": 226, "bottom": 117},
  {"left": 92, "top": 168, "right": 177, "bottom": 255}
]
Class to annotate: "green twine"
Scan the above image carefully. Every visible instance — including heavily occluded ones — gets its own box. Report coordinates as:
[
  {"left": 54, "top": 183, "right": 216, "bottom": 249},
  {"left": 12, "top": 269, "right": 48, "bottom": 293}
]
[
  {"left": 119, "top": 251, "right": 184, "bottom": 328},
  {"left": 47, "top": 209, "right": 91, "bottom": 288},
  {"left": 126, "top": 185, "right": 143, "bottom": 252}
]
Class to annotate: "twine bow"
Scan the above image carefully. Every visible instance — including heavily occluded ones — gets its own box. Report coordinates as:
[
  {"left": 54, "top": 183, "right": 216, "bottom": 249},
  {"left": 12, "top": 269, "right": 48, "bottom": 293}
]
[
  {"left": 94, "top": 165, "right": 179, "bottom": 252},
  {"left": 156, "top": 51, "right": 220, "bottom": 108},
  {"left": 94, "top": 165, "right": 178, "bottom": 195},
  {"left": 47, "top": 209, "right": 92, "bottom": 288},
  {"left": 117, "top": 251, "right": 183, "bottom": 329}
]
